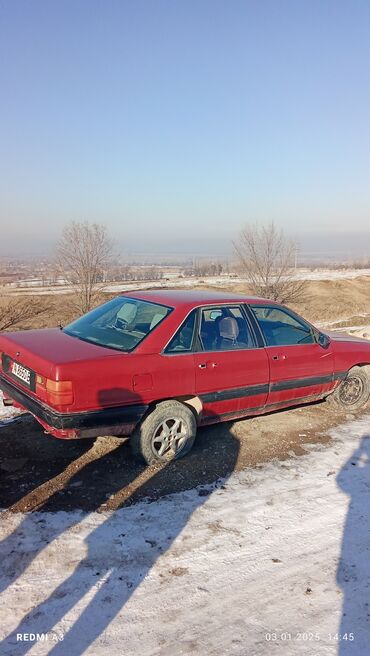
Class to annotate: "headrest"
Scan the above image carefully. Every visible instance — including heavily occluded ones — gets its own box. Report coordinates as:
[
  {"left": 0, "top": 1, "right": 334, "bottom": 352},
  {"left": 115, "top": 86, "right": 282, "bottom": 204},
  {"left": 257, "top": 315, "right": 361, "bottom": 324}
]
[
  {"left": 117, "top": 303, "right": 137, "bottom": 324},
  {"left": 219, "top": 317, "right": 239, "bottom": 340},
  {"left": 150, "top": 313, "right": 165, "bottom": 329}
]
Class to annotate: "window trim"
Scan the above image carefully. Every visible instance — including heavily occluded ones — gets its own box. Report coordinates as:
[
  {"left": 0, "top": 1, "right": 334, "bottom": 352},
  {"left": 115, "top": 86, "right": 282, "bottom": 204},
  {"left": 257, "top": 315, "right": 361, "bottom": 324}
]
[
  {"left": 162, "top": 309, "right": 201, "bottom": 355},
  {"left": 242, "top": 304, "right": 266, "bottom": 347},
  {"left": 248, "top": 303, "right": 317, "bottom": 348}
]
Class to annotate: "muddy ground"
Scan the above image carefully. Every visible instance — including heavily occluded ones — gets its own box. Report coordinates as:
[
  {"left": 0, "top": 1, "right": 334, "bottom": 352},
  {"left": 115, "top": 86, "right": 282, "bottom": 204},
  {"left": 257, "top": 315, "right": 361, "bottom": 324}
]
[{"left": 0, "top": 400, "right": 362, "bottom": 514}]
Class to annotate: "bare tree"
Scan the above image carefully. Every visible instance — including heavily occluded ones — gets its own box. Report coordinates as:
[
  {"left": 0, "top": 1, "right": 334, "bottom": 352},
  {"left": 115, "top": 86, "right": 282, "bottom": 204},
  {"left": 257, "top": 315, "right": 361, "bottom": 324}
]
[
  {"left": 0, "top": 296, "right": 47, "bottom": 332},
  {"left": 233, "top": 222, "right": 306, "bottom": 303},
  {"left": 56, "top": 221, "right": 113, "bottom": 314}
]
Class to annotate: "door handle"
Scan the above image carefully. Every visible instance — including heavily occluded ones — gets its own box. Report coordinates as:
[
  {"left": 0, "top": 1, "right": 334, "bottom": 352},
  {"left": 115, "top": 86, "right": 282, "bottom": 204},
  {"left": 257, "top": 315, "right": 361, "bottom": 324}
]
[
  {"left": 272, "top": 354, "right": 287, "bottom": 361},
  {"left": 198, "top": 363, "right": 207, "bottom": 369}
]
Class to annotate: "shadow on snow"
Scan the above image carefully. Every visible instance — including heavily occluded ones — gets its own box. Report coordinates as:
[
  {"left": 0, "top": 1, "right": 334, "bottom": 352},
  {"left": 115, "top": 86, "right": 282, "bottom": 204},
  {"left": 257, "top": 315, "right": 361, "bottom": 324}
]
[{"left": 0, "top": 389, "right": 240, "bottom": 655}]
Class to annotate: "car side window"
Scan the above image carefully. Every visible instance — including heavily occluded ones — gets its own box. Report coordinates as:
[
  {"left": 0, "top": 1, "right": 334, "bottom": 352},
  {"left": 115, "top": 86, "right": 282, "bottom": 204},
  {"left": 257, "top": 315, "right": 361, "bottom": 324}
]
[
  {"left": 165, "top": 311, "right": 197, "bottom": 353},
  {"left": 250, "top": 305, "right": 315, "bottom": 346},
  {"left": 200, "top": 305, "right": 256, "bottom": 351}
]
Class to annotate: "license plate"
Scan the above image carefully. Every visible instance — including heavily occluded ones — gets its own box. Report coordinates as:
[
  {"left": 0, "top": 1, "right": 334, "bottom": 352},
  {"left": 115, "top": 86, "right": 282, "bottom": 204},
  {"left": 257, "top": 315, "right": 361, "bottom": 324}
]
[{"left": 11, "top": 361, "right": 31, "bottom": 386}]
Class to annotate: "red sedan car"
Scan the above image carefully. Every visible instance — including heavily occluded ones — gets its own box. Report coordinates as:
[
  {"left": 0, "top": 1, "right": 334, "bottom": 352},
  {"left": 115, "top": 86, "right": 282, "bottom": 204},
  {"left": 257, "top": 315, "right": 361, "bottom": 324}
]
[{"left": 0, "top": 290, "right": 369, "bottom": 464}]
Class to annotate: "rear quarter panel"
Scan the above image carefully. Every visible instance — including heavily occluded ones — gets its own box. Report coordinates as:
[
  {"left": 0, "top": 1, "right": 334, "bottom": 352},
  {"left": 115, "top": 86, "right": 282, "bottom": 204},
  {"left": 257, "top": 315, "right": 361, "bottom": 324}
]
[{"left": 55, "top": 352, "right": 195, "bottom": 413}]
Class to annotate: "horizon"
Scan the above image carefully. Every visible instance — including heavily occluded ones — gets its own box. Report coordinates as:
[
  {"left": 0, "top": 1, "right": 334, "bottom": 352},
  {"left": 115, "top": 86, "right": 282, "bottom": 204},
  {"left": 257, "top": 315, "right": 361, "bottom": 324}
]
[{"left": 2, "top": 230, "right": 370, "bottom": 264}]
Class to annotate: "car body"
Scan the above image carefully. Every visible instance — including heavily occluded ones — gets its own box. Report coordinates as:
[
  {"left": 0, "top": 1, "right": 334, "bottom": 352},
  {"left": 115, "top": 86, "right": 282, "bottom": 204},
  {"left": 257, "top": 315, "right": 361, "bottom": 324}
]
[{"left": 1, "top": 290, "right": 370, "bottom": 463}]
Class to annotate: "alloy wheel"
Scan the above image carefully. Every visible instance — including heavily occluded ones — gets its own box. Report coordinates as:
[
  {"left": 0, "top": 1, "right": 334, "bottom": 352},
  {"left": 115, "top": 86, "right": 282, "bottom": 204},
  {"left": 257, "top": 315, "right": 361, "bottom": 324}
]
[{"left": 151, "top": 417, "right": 188, "bottom": 460}]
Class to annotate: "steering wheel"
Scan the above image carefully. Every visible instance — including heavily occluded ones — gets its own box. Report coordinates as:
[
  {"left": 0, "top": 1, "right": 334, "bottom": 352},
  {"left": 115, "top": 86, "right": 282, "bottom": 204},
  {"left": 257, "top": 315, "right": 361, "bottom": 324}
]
[{"left": 115, "top": 317, "right": 129, "bottom": 330}]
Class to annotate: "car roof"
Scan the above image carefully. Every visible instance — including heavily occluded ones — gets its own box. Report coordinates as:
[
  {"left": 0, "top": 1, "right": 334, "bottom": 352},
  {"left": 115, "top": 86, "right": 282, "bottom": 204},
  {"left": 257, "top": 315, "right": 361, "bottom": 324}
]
[{"left": 120, "top": 289, "right": 272, "bottom": 308}]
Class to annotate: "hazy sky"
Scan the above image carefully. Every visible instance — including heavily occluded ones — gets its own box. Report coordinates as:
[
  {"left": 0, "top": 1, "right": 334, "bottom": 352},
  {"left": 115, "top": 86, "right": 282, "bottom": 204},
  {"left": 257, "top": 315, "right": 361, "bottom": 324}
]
[{"left": 1, "top": 0, "right": 370, "bottom": 255}]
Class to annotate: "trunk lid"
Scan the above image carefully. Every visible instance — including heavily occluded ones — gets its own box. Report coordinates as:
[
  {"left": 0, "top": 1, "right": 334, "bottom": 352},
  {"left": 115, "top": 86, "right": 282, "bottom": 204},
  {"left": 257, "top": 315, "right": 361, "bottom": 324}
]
[{"left": 0, "top": 327, "right": 119, "bottom": 381}]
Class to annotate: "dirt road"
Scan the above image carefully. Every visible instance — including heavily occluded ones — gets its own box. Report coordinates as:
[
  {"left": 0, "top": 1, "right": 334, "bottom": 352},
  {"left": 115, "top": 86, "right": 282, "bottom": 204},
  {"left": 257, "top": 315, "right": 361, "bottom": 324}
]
[{"left": 0, "top": 400, "right": 359, "bottom": 513}]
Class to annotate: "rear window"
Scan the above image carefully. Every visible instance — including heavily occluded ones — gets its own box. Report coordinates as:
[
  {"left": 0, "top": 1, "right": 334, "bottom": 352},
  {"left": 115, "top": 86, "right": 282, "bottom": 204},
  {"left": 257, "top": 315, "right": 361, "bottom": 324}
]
[{"left": 63, "top": 297, "right": 172, "bottom": 352}]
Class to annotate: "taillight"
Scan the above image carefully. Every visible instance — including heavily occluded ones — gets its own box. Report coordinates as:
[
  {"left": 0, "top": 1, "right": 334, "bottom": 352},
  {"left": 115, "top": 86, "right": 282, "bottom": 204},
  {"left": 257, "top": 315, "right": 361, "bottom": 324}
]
[
  {"left": 45, "top": 379, "right": 73, "bottom": 406},
  {"left": 36, "top": 374, "right": 46, "bottom": 396}
]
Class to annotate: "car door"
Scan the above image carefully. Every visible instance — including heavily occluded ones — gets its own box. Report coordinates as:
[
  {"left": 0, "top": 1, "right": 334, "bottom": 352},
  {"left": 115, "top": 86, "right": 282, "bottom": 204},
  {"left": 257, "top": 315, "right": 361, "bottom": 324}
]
[
  {"left": 194, "top": 305, "right": 270, "bottom": 422},
  {"left": 248, "top": 303, "right": 335, "bottom": 408},
  {"left": 156, "top": 309, "right": 198, "bottom": 400}
]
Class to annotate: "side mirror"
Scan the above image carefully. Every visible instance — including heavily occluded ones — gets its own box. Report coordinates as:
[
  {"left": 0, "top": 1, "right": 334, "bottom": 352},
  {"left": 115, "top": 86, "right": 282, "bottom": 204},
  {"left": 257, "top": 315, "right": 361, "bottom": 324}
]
[{"left": 317, "top": 332, "right": 331, "bottom": 349}]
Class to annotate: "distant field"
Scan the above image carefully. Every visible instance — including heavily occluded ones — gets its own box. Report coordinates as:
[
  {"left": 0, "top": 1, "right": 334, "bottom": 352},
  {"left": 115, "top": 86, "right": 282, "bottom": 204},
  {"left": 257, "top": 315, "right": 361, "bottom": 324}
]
[
  {"left": 1, "top": 271, "right": 370, "bottom": 334},
  {"left": 4, "top": 267, "right": 370, "bottom": 296}
]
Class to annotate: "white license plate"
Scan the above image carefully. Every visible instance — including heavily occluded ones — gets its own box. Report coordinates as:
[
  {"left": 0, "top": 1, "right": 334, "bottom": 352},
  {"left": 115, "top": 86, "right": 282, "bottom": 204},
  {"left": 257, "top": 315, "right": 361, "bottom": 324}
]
[{"left": 11, "top": 361, "right": 31, "bottom": 385}]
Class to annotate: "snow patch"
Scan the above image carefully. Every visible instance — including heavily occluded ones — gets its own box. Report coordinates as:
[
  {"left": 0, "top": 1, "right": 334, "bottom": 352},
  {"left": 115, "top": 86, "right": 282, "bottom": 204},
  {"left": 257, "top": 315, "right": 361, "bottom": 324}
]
[
  {"left": 6, "top": 267, "right": 370, "bottom": 296},
  {"left": 326, "top": 325, "right": 370, "bottom": 340},
  {"left": 1, "top": 414, "right": 370, "bottom": 653},
  {"left": 0, "top": 390, "right": 25, "bottom": 426},
  {"left": 347, "top": 325, "right": 370, "bottom": 340}
]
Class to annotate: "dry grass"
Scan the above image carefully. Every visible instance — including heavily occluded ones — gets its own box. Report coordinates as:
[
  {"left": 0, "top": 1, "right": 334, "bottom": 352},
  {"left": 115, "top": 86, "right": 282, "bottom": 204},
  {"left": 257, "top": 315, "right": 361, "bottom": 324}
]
[
  {"left": 1, "top": 276, "right": 370, "bottom": 332},
  {"left": 0, "top": 292, "right": 110, "bottom": 331},
  {"left": 195, "top": 275, "right": 370, "bottom": 326}
]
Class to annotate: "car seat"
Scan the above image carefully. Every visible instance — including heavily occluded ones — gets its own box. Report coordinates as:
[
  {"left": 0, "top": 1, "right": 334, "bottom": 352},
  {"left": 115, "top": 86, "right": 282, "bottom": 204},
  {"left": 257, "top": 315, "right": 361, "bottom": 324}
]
[
  {"left": 218, "top": 317, "right": 239, "bottom": 349},
  {"left": 150, "top": 313, "right": 165, "bottom": 330},
  {"left": 235, "top": 317, "right": 252, "bottom": 347},
  {"left": 201, "top": 321, "right": 217, "bottom": 350},
  {"left": 115, "top": 303, "right": 138, "bottom": 330}
]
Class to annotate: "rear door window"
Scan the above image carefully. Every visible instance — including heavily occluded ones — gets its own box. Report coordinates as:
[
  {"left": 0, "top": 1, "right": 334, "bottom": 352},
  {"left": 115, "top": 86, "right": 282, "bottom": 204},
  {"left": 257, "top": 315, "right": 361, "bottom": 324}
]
[{"left": 200, "top": 306, "right": 256, "bottom": 351}]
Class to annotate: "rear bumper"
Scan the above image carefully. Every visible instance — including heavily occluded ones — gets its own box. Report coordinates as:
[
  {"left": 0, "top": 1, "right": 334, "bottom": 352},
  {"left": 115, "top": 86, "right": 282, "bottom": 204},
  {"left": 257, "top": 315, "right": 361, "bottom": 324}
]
[{"left": 0, "top": 373, "right": 148, "bottom": 438}]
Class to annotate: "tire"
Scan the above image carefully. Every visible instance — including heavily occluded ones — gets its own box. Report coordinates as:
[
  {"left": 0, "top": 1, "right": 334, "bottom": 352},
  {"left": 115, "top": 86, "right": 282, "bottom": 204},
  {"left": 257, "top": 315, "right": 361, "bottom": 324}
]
[
  {"left": 326, "top": 366, "right": 370, "bottom": 411},
  {"left": 131, "top": 400, "right": 197, "bottom": 465}
]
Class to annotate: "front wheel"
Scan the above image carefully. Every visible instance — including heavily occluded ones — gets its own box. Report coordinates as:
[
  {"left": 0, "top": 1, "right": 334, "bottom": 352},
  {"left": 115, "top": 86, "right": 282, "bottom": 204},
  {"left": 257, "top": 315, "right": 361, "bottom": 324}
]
[
  {"left": 326, "top": 367, "right": 370, "bottom": 411},
  {"left": 130, "top": 400, "right": 197, "bottom": 465}
]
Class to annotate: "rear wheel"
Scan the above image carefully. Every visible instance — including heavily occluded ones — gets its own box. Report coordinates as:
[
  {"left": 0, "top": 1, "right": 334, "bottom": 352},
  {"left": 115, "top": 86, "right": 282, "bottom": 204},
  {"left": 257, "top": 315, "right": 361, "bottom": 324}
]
[
  {"left": 327, "top": 366, "right": 370, "bottom": 411},
  {"left": 131, "top": 400, "right": 197, "bottom": 465}
]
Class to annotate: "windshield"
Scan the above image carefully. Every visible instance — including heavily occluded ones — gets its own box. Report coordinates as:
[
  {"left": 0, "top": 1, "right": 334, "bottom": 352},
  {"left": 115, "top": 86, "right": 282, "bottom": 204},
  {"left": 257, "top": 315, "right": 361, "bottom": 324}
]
[{"left": 63, "top": 297, "right": 172, "bottom": 352}]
